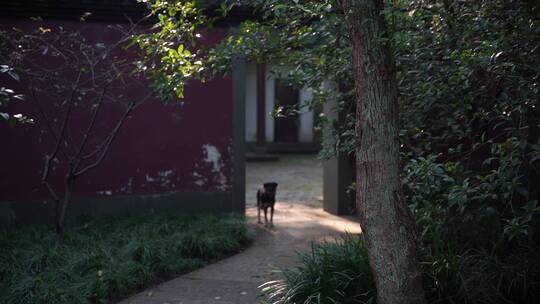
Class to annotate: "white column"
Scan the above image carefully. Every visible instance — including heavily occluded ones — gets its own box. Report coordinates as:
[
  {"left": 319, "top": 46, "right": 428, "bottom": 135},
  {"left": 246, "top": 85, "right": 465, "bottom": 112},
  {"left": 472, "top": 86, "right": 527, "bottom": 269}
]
[
  {"left": 245, "top": 63, "right": 257, "bottom": 142},
  {"left": 264, "top": 66, "right": 275, "bottom": 143},
  {"left": 298, "top": 87, "right": 314, "bottom": 143}
]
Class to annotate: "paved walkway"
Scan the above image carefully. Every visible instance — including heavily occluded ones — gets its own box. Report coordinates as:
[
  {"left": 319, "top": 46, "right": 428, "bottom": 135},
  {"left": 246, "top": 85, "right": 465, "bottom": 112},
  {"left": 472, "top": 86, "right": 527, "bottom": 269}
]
[{"left": 118, "top": 155, "right": 360, "bottom": 304}]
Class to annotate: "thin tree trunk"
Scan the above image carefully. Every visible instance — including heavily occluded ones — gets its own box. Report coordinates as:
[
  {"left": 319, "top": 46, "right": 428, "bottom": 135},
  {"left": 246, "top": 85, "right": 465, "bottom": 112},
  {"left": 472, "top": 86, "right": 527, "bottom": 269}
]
[
  {"left": 56, "top": 173, "right": 74, "bottom": 241},
  {"left": 340, "top": 0, "right": 426, "bottom": 303}
]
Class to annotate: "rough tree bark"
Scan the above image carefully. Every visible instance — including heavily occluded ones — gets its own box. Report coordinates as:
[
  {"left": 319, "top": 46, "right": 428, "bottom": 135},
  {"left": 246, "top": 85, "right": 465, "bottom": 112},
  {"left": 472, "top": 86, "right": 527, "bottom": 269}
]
[{"left": 340, "top": 0, "right": 426, "bottom": 303}]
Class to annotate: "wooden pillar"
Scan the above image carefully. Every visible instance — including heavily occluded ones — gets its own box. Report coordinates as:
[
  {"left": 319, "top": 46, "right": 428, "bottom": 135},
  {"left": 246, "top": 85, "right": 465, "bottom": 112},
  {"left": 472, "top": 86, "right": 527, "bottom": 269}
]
[{"left": 256, "top": 63, "right": 266, "bottom": 146}]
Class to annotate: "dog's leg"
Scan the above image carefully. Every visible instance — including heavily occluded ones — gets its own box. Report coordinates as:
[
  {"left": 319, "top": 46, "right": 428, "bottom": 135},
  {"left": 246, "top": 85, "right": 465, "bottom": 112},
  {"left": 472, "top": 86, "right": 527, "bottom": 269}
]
[
  {"left": 264, "top": 207, "right": 268, "bottom": 226},
  {"left": 270, "top": 205, "right": 274, "bottom": 227},
  {"left": 257, "top": 192, "right": 262, "bottom": 224}
]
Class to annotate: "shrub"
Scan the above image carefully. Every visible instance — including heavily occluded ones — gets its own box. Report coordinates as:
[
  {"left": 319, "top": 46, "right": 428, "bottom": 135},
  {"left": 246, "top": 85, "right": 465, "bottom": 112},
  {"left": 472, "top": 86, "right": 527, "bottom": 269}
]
[
  {"left": 0, "top": 212, "right": 253, "bottom": 304},
  {"left": 263, "top": 234, "right": 540, "bottom": 304},
  {"left": 420, "top": 246, "right": 540, "bottom": 304},
  {"left": 260, "top": 234, "right": 375, "bottom": 304}
]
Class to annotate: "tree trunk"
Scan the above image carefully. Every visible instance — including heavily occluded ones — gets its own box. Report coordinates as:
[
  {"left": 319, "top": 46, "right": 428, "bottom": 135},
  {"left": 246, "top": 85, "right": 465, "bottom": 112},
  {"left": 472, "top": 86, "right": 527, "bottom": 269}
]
[
  {"left": 341, "top": 0, "right": 426, "bottom": 303},
  {"left": 56, "top": 174, "right": 74, "bottom": 241}
]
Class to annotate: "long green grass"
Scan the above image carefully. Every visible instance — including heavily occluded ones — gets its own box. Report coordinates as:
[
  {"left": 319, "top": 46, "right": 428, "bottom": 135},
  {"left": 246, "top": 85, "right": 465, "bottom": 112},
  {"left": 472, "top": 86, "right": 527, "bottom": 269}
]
[
  {"left": 261, "top": 234, "right": 540, "bottom": 304},
  {"left": 260, "top": 234, "right": 375, "bottom": 304},
  {"left": 420, "top": 246, "right": 540, "bottom": 304},
  {"left": 0, "top": 212, "right": 253, "bottom": 304}
]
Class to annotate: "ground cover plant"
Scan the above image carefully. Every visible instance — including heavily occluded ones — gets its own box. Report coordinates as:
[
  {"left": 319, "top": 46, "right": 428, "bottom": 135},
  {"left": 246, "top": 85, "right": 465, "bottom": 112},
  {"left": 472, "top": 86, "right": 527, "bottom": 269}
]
[
  {"left": 262, "top": 234, "right": 540, "bottom": 304},
  {"left": 260, "top": 234, "right": 375, "bottom": 304},
  {"left": 0, "top": 212, "right": 252, "bottom": 304}
]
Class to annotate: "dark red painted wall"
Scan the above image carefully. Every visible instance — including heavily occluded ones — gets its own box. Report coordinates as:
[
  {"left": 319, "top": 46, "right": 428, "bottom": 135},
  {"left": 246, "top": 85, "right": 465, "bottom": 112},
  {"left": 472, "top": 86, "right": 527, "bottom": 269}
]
[{"left": 0, "top": 20, "right": 234, "bottom": 202}]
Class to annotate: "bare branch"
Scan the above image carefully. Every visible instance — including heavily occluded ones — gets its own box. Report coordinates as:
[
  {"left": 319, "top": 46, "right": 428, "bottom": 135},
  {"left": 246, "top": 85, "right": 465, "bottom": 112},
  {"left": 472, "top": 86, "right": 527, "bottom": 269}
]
[
  {"left": 40, "top": 72, "right": 81, "bottom": 194},
  {"left": 30, "top": 83, "right": 70, "bottom": 160},
  {"left": 53, "top": 71, "right": 81, "bottom": 160},
  {"left": 73, "top": 85, "right": 108, "bottom": 170},
  {"left": 42, "top": 177, "right": 60, "bottom": 203},
  {"left": 74, "top": 100, "right": 136, "bottom": 177},
  {"left": 80, "top": 89, "right": 153, "bottom": 161}
]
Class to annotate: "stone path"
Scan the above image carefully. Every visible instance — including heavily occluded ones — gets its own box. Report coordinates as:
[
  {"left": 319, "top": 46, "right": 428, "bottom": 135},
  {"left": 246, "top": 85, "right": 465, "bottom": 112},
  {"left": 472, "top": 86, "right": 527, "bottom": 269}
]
[{"left": 118, "top": 155, "right": 360, "bottom": 304}]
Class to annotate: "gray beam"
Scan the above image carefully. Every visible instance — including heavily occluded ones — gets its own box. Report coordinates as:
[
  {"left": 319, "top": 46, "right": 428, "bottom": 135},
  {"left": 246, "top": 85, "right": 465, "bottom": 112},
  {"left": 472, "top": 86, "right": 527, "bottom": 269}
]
[{"left": 231, "top": 57, "right": 246, "bottom": 213}]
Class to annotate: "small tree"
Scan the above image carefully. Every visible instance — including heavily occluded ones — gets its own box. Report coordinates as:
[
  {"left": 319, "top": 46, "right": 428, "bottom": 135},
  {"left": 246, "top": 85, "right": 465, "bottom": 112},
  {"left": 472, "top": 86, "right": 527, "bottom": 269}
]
[{"left": 1, "top": 22, "right": 152, "bottom": 239}]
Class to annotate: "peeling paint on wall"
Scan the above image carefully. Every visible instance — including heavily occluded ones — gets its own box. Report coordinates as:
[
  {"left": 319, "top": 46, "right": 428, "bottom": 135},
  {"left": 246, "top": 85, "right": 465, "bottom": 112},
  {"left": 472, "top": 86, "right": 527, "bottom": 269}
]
[
  {"left": 192, "top": 171, "right": 206, "bottom": 187},
  {"left": 145, "top": 174, "right": 156, "bottom": 182},
  {"left": 118, "top": 177, "right": 133, "bottom": 194},
  {"left": 202, "top": 144, "right": 228, "bottom": 190},
  {"left": 143, "top": 169, "right": 178, "bottom": 190},
  {"left": 203, "top": 144, "right": 222, "bottom": 172}
]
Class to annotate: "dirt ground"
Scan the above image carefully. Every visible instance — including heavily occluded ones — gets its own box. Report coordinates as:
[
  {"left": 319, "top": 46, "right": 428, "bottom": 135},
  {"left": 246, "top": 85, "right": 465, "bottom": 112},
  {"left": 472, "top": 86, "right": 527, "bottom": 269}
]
[
  {"left": 119, "top": 154, "right": 361, "bottom": 304},
  {"left": 246, "top": 154, "right": 324, "bottom": 208}
]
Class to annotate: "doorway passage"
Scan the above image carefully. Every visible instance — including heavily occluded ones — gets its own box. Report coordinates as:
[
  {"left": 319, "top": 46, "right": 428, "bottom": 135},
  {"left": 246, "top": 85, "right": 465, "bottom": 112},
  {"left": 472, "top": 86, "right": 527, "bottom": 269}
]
[{"left": 245, "top": 154, "right": 323, "bottom": 209}]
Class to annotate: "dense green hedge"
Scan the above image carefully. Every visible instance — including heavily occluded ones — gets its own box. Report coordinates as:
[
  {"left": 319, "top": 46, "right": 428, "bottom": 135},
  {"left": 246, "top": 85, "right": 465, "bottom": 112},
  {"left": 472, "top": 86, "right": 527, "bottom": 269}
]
[
  {"left": 397, "top": 0, "right": 540, "bottom": 247},
  {"left": 0, "top": 212, "right": 252, "bottom": 304}
]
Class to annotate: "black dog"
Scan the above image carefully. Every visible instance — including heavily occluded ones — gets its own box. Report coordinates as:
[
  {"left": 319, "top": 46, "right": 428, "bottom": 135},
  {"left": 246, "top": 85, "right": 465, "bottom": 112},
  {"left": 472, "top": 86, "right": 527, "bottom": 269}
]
[{"left": 257, "top": 182, "right": 278, "bottom": 227}]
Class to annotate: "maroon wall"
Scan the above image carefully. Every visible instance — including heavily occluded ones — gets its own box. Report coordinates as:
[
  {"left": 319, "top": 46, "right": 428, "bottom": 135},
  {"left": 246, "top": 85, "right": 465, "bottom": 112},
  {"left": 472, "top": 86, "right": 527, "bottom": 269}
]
[{"left": 0, "top": 20, "right": 234, "bottom": 203}]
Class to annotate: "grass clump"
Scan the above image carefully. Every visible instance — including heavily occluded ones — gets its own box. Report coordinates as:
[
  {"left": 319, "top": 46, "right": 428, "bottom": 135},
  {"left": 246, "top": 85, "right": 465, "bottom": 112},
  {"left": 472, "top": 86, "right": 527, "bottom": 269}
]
[
  {"left": 261, "top": 234, "right": 375, "bottom": 304},
  {"left": 0, "top": 212, "right": 252, "bottom": 304},
  {"left": 420, "top": 246, "right": 540, "bottom": 304},
  {"left": 261, "top": 233, "right": 540, "bottom": 304}
]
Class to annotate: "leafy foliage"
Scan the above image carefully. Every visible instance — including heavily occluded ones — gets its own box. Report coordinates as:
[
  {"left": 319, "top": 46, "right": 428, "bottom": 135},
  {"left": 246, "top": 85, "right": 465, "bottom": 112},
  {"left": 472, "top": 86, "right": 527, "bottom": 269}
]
[
  {"left": 398, "top": 2, "right": 540, "bottom": 302},
  {"left": 266, "top": 233, "right": 540, "bottom": 304},
  {"left": 135, "top": 0, "right": 211, "bottom": 100},
  {"left": 0, "top": 48, "right": 32, "bottom": 126},
  {"left": 0, "top": 212, "right": 252, "bottom": 304},
  {"left": 207, "top": 0, "right": 356, "bottom": 157},
  {"left": 395, "top": 3, "right": 540, "bottom": 298}
]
